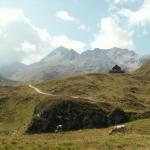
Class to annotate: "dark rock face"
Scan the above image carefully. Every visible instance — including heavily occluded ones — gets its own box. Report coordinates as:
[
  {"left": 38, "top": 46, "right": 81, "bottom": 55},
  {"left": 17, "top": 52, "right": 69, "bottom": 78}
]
[
  {"left": 27, "top": 99, "right": 108, "bottom": 133},
  {"left": 27, "top": 98, "right": 148, "bottom": 134},
  {"left": 108, "top": 107, "right": 128, "bottom": 125}
]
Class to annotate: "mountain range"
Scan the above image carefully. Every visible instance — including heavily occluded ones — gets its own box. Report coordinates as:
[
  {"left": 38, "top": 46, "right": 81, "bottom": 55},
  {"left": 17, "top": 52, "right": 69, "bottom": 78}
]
[{"left": 0, "top": 47, "right": 149, "bottom": 83}]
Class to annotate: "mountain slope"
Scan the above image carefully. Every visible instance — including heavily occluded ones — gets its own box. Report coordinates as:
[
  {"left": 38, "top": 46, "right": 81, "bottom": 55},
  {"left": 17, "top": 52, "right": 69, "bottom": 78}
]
[
  {"left": 11, "top": 47, "right": 146, "bottom": 82},
  {"left": 0, "top": 73, "right": 150, "bottom": 135},
  {"left": 27, "top": 73, "right": 150, "bottom": 133},
  {"left": 134, "top": 60, "right": 150, "bottom": 80},
  {"left": 0, "top": 62, "right": 27, "bottom": 78},
  {"left": 40, "top": 46, "right": 79, "bottom": 63},
  {"left": 0, "top": 75, "right": 17, "bottom": 86},
  {"left": 36, "top": 73, "right": 150, "bottom": 111}
]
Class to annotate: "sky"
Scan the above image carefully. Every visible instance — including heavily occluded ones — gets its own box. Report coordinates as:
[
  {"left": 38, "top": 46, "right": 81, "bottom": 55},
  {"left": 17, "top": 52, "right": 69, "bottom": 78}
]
[{"left": 0, "top": 0, "right": 150, "bottom": 65}]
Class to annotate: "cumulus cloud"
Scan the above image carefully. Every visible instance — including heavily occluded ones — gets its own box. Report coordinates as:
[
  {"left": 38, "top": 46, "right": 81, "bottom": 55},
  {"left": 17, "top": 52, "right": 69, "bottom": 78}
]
[
  {"left": 91, "top": 17, "right": 134, "bottom": 49},
  {"left": 56, "top": 11, "right": 78, "bottom": 22},
  {"left": 0, "top": 8, "right": 85, "bottom": 65},
  {"left": 118, "top": 0, "right": 150, "bottom": 26},
  {"left": 51, "top": 35, "right": 85, "bottom": 53},
  {"left": 0, "top": 8, "right": 52, "bottom": 65}
]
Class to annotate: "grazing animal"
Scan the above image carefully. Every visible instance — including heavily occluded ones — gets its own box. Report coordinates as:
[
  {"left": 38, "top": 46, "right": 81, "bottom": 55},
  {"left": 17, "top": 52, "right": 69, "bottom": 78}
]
[
  {"left": 55, "top": 125, "right": 63, "bottom": 133},
  {"left": 36, "top": 113, "right": 41, "bottom": 117},
  {"left": 109, "top": 124, "right": 126, "bottom": 135}
]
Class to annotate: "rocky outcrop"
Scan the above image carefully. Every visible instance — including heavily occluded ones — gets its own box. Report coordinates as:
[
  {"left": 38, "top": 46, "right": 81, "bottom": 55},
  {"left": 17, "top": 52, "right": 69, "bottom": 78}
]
[
  {"left": 27, "top": 97, "right": 150, "bottom": 133},
  {"left": 108, "top": 107, "right": 128, "bottom": 125},
  {"left": 27, "top": 98, "right": 108, "bottom": 133}
]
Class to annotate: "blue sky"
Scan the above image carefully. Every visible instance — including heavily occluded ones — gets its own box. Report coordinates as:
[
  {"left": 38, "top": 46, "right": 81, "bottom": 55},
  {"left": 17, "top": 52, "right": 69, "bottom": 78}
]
[
  {"left": 0, "top": 0, "right": 149, "bottom": 64},
  {"left": 0, "top": 0, "right": 108, "bottom": 42}
]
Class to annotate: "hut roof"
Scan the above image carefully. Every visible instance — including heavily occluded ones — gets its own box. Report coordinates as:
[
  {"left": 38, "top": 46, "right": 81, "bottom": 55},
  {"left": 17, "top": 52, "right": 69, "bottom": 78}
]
[{"left": 112, "top": 65, "right": 121, "bottom": 70}]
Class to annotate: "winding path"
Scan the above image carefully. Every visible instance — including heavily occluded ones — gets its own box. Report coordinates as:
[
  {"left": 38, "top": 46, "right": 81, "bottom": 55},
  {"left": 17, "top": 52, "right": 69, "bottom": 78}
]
[
  {"left": 28, "top": 84, "right": 54, "bottom": 96},
  {"left": 28, "top": 84, "right": 80, "bottom": 99}
]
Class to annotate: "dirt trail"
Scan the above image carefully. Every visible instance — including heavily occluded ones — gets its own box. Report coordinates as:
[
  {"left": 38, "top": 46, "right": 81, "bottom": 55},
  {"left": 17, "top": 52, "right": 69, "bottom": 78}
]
[
  {"left": 28, "top": 84, "right": 54, "bottom": 96},
  {"left": 28, "top": 84, "right": 80, "bottom": 99}
]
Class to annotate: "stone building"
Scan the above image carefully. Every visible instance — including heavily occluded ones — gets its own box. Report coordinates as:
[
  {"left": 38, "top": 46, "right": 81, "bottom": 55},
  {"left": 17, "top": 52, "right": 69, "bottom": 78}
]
[{"left": 109, "top": 65, "right": 125, "bottom": 73}]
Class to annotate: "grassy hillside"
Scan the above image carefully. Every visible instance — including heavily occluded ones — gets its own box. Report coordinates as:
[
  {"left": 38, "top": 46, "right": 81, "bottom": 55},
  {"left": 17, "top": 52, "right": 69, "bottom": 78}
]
[
  {"left": 19, "top": 73, "right": 149, "bottom": 134},
  {"left": 36, "top": 73, "right": 150, "bottom": 112},
  {"left": 0, "top": 86, "right": 45, "bottom": 135},
  {"left": 0, "top": 73, "right": 150, "bottom": 134},
  {"left": 0, "top": 119, "right": 150, "bottom": 150},
  {"left": 134, "top": 60, "right": 150, "bottom": 80},
  {"left": 0, "top": 72, "right": 150, "bottom": 149}
]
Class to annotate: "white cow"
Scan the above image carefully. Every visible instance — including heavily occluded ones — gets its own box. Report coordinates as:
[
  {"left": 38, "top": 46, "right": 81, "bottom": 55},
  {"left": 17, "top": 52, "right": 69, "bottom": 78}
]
[
  {"left": 109, "top": 124, "right": 126, "bottom": 135},
  {"left": 55, "top": 125, "right": 63, "bottom": 133}
]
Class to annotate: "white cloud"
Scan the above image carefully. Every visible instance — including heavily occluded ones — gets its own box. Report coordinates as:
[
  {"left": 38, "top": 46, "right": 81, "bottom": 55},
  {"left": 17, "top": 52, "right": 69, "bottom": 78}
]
[
  {"left": 0, "top": 8, "right": 85, "bottom": 65},
  {"left": 51, "top": 35, "right": 85, "bottom": 53},
  {"left": 0, "top": 8, "right": 52, "bottom": 65},
  {"left": 118, "top": 0, "right": 150, "bottom": 26},
  {"left": 112, "top": 0, "right": 125, "bottom": 3},
  {"left": 78, "top": 25, "right": 86, "bottom": 30},
  {"left": 56, "top": 11, "right": 78, "bottom": 22},
  {"left": 77, "top": 24, "right": 90, "bottom": 32},
  {"left": 112, "top": 0, "right": 135, "bottom": 4},
  {"left": 91, "top": 17, "right": 134, "bottom": 49}
]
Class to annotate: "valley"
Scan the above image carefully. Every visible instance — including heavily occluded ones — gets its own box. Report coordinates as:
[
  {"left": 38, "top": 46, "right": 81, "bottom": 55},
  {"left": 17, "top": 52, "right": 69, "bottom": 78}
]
[{"left": 0, "top": 0, "right": 150, "bottom": 149}]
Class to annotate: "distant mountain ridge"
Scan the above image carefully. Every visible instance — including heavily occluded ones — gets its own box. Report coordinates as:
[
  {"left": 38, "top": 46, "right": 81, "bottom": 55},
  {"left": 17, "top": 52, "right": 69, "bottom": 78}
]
[
  {"left": 38, "top": 47, "right": 143, "bottom": 71},
  {"left": 41, "top": 47, "right": 143, "bottom": 68},
  {"left": 0, "top": 62, "right": 27, "bottom": 78},
  {"left": 6, "top": 47, "right": 150, "bottom": 82},
  {"left": 40, "top": 47, "right": 79, "bottom": 64},
  {"left": 0, "top": 75, "right": 17, "bottom": 86}
]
